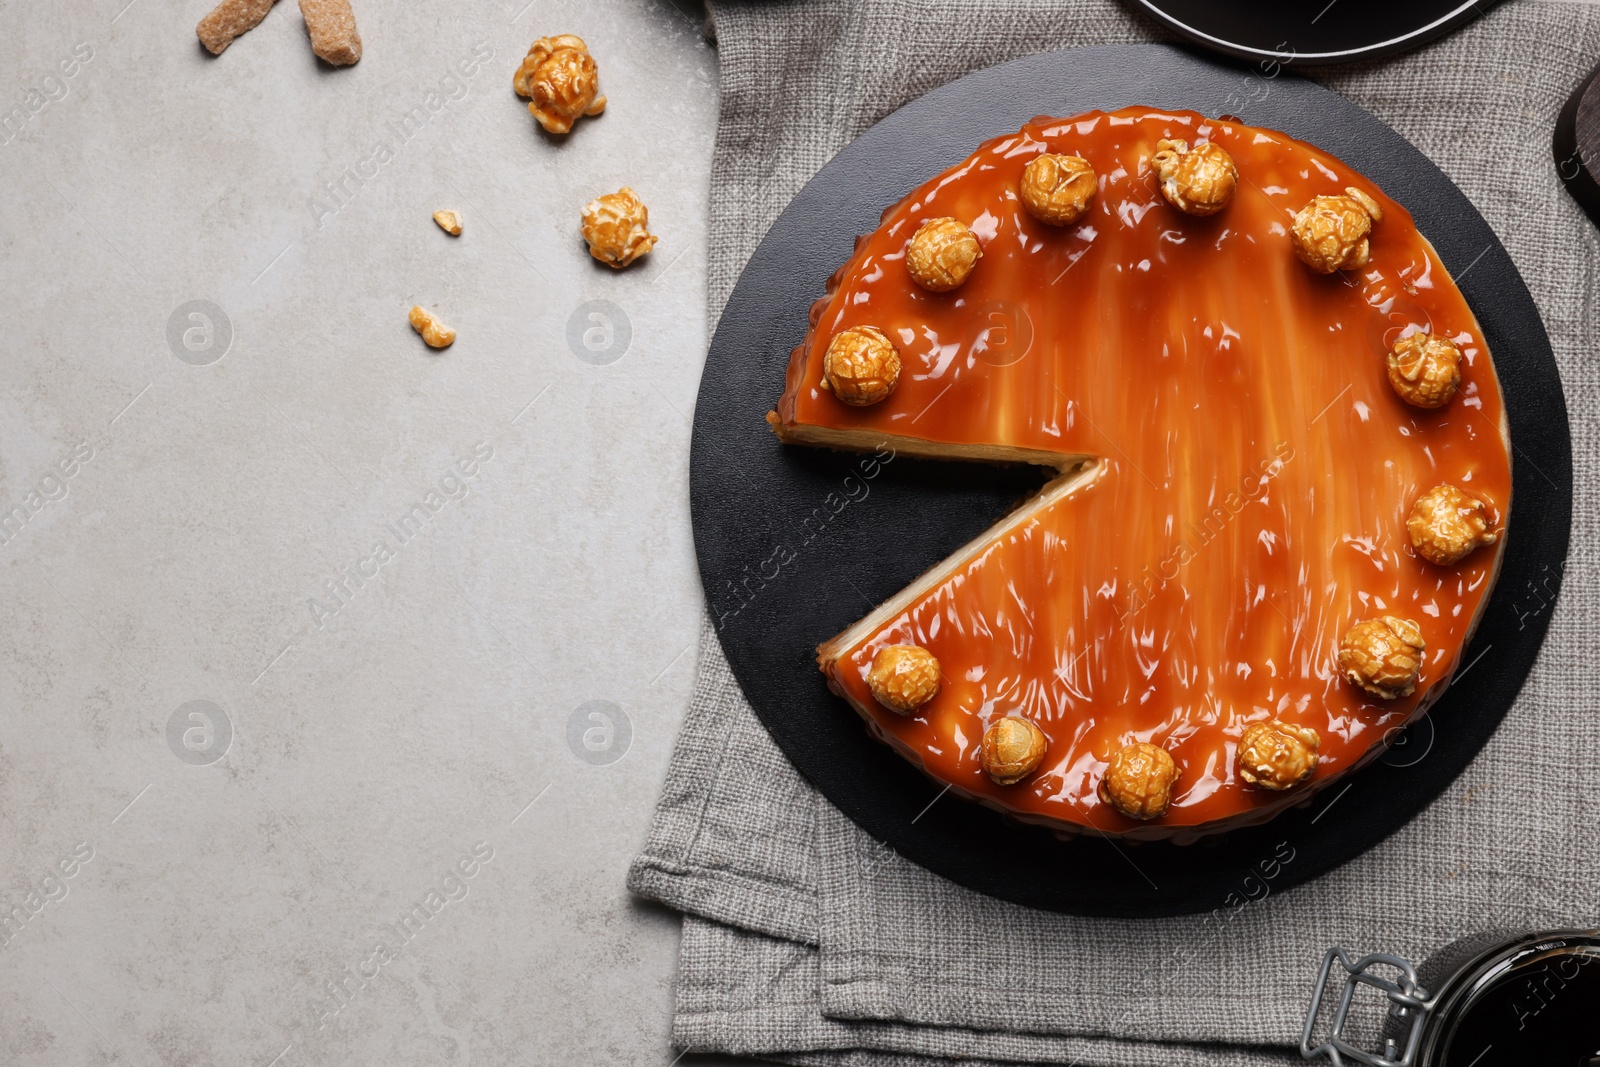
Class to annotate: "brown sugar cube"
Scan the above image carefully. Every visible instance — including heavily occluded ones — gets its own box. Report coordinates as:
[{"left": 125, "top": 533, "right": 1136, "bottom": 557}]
[
  {"left": 197, "top": 0, "right": 278, "bottom": 55},
  {"left": 298, "top": 0, "right": 361, "bottom": 66}
]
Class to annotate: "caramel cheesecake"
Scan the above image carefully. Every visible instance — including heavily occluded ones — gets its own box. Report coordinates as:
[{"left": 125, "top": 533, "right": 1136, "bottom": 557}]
[{"left": 767, "top": 107, "right": 1511, "bottom": 841}]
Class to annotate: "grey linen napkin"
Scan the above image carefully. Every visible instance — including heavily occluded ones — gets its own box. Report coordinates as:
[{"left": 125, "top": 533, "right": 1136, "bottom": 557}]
[{"left": 630, "top": 2, "right": 1600, "bottom": 1063}]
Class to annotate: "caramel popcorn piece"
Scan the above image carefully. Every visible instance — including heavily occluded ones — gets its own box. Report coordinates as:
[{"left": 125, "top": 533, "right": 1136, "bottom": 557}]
[
  {"left": 1338, "top": 616, "right": 1425, "bottom": 700},
  {"left": 514, "top": 35, "right": 607, "bottom": 135},
  {"left": 1019, "top": 153, "right": 1097, "bottom": 226},
  {"left": 298, "top": 0, "right": 361, "bottom": 66},
  {"left": 1291, "top": 187, "right": 1383, "bottom": 273},
  {"left": 981, "top": 717, "right": 1048, "bottom": 786},
  {"left": 868, "top": 644, "right": 941, "bottom": 715},
  {"left": 433, "top": 210, "right": 464, "bottom": 236},
  {"left": 1408, "top": 485, "right": 1498, "bottom": 566},
  {"left": 906, "top": 217, "right": 982, "bottom": 292},
  {"left": 408, "top": 305, "right": 455, "bottom": 349},
  {"left": 821, "top": 326, "right": 901, "bottom": 406},
  {"left": 1152, "top": 139, "right": 1237, "bottom": 217},
  {"left": 1387, "top": 332, "right": 1462, "bottom": 409},
  {"left": 581, "top": 187, "right": 657, "bottom": 269},
  {"left": 1098, "top": 742, "right": 1178, "bottom": 820},
  {"left": 1236, "top": 720, "right": 1320, "bottom": 790},
  {"left": 196, "top": 0, "right": 277, "bottom": 55}
]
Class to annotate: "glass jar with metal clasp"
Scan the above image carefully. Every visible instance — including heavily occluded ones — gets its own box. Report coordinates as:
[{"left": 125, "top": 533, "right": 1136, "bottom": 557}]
[{"left": 1301, "top": 928, "right": 1600, "bottom": 1066}]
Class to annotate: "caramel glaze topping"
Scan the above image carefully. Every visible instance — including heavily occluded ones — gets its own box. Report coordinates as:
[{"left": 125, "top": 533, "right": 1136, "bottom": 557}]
[{"left": 773, "top": 108, "right": 1512, "bottom": 839}]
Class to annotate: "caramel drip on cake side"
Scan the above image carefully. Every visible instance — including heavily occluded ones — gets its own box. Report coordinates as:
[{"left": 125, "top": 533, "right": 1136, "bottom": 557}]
[{"left": 778, "top": 108, "right": 1511, "bottom": 835}]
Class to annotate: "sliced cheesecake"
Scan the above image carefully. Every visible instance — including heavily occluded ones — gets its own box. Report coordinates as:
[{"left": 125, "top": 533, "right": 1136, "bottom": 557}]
[{"left": 769, "top": 107, "right": 1511, "bottom": 841}]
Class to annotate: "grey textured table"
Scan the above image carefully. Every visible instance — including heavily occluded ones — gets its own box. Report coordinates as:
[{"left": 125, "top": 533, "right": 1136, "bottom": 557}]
[{"left": 0, "top": 0, "right": 742, "bottom": 1064}]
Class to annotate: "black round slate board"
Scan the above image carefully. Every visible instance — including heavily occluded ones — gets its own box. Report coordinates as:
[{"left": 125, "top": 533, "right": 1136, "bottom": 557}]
[
  {"left": 1127, "top": 0, "right": 1501, "bottom": 67},
  {"left": 690, "top": 44, "right": 1572, "bottom": 917}
]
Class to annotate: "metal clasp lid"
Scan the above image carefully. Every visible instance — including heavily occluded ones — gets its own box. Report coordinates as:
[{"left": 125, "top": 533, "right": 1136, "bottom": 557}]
[{"left": 1301, "top": 947, "right": 1436, "bottom": 1067}]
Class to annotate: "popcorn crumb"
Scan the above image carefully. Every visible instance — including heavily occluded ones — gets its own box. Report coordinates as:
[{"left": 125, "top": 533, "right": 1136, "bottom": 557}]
[
  {"left": 1338, "top": 616, "right": 1425, "bottom": 699},
  {"left": 981, "top": 717, "right": 1048, "bottom": 786},
  {"left": 514, "top": 35, "right": 606, "bottom": 135},
  {"left": 581, "top": 187, "right": 657, "bottom": 269},
  {"left": 822, "top": 326, "right": 900, "bottom": 406},
  {"left": 868, "top": 645, "right": 941, "bottom": 714},
  {"left": 409, "top": 305, "right": 455, "bottom": 349},
  {"left": 1098, "top": 742, "right": 1179, "bottom": 820}
]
